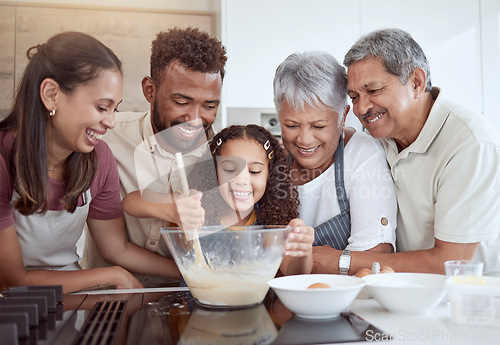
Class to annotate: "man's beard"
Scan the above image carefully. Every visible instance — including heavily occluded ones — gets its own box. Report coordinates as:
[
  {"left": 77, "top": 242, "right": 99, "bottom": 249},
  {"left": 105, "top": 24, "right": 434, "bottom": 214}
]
[{"left": 151, "top": 103, "right": 210, "bottom": 153}]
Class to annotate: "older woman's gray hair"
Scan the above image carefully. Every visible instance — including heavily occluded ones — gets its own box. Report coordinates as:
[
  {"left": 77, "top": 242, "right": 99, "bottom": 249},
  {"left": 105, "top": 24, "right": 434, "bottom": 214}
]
[
  {"left": 343, "top": 28, "right": 432, "bottom": 92},
  {"left": 273, "top": 51, "right": 348, "bottom": 122}
]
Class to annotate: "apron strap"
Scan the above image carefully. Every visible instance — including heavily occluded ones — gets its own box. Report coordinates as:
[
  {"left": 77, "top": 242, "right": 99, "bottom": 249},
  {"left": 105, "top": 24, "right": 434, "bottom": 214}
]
[{"left": 313, "top": 135, "right": 351, "bottom": 249}]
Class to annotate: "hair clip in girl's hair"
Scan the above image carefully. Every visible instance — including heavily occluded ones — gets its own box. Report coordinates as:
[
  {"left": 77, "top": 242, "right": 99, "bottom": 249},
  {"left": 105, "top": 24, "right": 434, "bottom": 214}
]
[
  {"left": 268, "top": 150, "right": 275, "bottom": 160},
  {"left": 212, "top": 137, "right": 223, "bottom": 154},
  {"left": 263, "top": 140, "right": 274, "bottom": 159}
]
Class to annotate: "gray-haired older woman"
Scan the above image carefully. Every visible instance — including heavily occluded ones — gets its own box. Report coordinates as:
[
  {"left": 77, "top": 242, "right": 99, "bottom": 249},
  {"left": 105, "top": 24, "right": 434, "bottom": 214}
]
[{"left": 273, "top": 51, "right": 397, "bottom": 275}]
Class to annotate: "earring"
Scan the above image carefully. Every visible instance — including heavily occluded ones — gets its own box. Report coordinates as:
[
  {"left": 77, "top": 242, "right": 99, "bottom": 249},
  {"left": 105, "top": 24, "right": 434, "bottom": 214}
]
[
  {"left": 341, "top": 126, "right": 345, "bottom": 141},
  {"left": 49, "top": 109, "right": 56, "bottom": 117}
]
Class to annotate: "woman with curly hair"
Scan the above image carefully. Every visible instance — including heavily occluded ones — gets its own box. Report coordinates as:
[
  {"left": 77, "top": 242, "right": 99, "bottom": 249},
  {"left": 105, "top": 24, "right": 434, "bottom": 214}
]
[{"left": 209, "top": 124, "right": 314, "bottom": 275}]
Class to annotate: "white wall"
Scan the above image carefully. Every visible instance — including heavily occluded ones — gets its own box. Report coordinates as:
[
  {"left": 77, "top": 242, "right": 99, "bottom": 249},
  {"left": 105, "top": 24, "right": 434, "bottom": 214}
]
[
  {"left": 222, "top": 0, "right": 361, "bottom": 130},
  {"left": 481, "top": 0, "right": 500, "bottom": 128},
  {"left": 361, "top": 0, "right": 482, "bottom": 121},
  {"left": 222, "top": 0, "right": 500, "bottom": 131}
]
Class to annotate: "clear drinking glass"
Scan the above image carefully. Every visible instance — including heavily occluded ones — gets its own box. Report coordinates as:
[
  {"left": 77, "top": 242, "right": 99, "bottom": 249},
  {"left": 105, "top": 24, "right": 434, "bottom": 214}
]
[
  {"left": 444, "top": 260, "right": 483, "bottom": 283},
  {"left": 443, "top": 260, "right": 484, "bottom": 304}
]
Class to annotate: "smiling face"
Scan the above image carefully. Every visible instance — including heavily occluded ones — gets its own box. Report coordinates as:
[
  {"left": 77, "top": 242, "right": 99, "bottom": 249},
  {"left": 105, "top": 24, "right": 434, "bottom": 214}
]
[
  {"left": 47, "top": 68, "right": 122, "bottom": 156},
  {"left": 279, "top": 101, "right": 341, "bottom": 182},
  {"left": 347, "top": 57, "right": 416, "bottom": 140},
  {"left": 217, "top": 139, "right": 269, "bottom": 222},
  {"left": 148, "top": 60, "right": 222, "bottom": 152}
]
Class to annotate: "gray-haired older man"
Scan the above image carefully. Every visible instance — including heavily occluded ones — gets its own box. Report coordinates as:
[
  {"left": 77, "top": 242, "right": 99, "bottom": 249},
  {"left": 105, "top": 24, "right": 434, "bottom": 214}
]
[{"left": 313, "top": 28, "right": 500, "bottom": 276}]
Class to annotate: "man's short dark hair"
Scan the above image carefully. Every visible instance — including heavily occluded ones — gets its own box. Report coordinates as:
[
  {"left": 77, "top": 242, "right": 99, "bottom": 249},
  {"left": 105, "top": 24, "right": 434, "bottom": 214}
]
[{"left": 150, "top": 27, "right": 227, "bottom": 86}]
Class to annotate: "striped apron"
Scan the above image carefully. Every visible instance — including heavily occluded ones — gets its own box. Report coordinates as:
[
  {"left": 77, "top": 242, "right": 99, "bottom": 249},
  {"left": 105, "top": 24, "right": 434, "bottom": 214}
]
[{"left": 312, "top": 136, "right": 351, "bottom": 250}]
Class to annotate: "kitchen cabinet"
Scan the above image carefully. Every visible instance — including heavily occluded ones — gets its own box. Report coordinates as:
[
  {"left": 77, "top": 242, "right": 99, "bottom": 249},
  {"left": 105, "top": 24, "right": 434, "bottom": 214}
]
[
  {"left": 0, "top": 2, "right": 214, "bottom": 117},
  {"left": 0, "top": 5, "right": 15, "bottom": 118}
]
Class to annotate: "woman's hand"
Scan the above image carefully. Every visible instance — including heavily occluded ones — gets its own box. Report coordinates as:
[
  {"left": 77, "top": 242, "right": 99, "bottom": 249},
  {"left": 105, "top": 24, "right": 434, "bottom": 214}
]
[
  {"left": 88, "top": 217, "right": 181, "bottom": 281},
  {"left": 71, "top": 266, "right": 144, "bottom": 293},
  {"left": 107, "top": 266, "right": 144, "bottom": 289},
  {"left": 284, "top": 218, "right": 314, "bottom": 257}
]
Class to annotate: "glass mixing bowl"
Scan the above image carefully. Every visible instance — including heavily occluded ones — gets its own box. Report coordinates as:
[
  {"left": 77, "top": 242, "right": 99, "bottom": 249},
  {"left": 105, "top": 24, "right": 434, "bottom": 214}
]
[{"left": 161, "top": 225, "right": 290, "bottom": 308}]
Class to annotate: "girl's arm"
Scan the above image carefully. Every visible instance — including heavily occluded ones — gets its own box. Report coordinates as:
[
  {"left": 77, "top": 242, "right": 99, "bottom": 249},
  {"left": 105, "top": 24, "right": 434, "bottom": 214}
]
[
  {"left": 87, "top": 216, "right": 180, "bottom": 279},
  {"left": 122, "top": 189, "right": 174, "bottom": 219},
  {"left": 122, "top": 189, "right": 205, "bottom": 230},
  {"left": 279, "top": 218, "right": 315, "bottom": 276},
  {"left": 0, "top": 224, "right": 144, "bottom": 293}
]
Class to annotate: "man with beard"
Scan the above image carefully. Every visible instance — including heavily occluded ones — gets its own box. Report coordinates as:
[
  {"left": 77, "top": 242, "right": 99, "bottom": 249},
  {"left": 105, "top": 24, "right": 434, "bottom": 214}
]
[
  {"left": 312, "top": 28, "right": 500, "bottom": 276},
  {"left": 82, "top": 27, "right": 227, "bottom": 286}
]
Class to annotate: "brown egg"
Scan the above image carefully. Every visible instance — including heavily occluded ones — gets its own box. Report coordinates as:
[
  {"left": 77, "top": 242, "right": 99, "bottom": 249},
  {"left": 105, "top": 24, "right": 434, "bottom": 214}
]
[
  {"left": 380, "top": 266, "right": 395, "bottom": 273},
  {"left": 307, "top": 282, "right": 331, "bottom": 289},
  {"left": 355, "top": 268, "right": 372, "bottom": 277}
]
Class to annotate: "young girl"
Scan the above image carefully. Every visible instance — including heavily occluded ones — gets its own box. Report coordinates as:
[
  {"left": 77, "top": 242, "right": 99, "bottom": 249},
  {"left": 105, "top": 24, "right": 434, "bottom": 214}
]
[
  {"left": 0, "top": 32, "right": 179, "bottom": 293},
  {"left": 208, "top": 124, "right": 297, "bottom": 225},
  {"left": 123, "top": 124, "right": 315, "bottom": 275},
  {"left": 212, "top": 124, "right": 316, "bottom": 275}
]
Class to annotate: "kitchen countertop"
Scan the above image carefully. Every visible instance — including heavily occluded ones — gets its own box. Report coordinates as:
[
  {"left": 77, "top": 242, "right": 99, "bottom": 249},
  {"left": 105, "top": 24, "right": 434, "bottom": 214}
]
[
  {"left": 74, "top": 288, "right": 500, "bottom": 345},
  {"left": 349, "top": 298, "right": 500, "bottom": 345},
  {"left": 20, "top": 288, "right": 500, "bottom": 345}
]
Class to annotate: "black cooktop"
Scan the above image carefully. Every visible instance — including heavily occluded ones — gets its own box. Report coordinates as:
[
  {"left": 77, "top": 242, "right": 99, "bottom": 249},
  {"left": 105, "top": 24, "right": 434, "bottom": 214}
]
[{"left": 0, "top": 286, "right": 388, "bottom": 345}]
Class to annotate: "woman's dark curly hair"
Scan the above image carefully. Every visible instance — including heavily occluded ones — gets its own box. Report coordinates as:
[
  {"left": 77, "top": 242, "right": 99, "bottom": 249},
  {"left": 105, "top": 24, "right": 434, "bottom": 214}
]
[
  {"left": 209, "top": 125, "right": 299, "bottom": 225},
  {"left": 150, "top": 27, "right": 227, "bottom": 86}
]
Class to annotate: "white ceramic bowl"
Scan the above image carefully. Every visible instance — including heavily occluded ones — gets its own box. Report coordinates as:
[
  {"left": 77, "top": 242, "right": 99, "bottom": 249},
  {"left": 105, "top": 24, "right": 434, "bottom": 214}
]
[
  {"left": 363, "top": 273, "right": 447, "bottom": 315},
  {"left": 267, "top": 274, "right": 366, "bottom": 319}
]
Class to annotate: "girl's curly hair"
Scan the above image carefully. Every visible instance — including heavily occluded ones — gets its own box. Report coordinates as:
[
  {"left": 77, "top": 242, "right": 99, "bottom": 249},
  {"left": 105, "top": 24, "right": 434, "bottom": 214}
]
[{"left": 209, "top": 124, "right": 299, "bottom": 225}]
